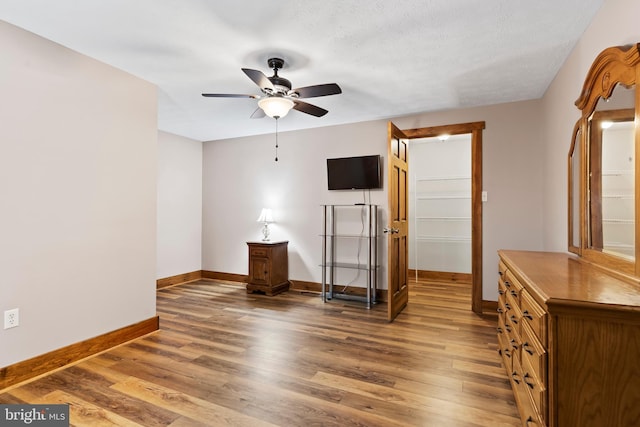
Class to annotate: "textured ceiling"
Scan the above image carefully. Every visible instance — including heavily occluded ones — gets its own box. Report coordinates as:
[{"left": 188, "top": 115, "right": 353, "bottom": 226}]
[{"left": 0, "top": 0, "right": 603, "bottom": 141}]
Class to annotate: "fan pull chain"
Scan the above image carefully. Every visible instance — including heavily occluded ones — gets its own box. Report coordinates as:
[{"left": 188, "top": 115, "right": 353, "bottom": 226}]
[{"left": 274, "top": 117, "right": 279, "bottom": 162}]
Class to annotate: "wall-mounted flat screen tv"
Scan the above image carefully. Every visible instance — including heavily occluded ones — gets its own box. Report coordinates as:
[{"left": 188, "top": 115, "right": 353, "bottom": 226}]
[{"left": 327, "top": 155, "right": 382, "bottom": 190}]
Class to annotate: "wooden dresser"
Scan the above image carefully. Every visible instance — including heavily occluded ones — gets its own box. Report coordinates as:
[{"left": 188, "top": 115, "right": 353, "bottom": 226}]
[
  {"left": 497, "top": 250, "right": 640, "bottom": 427},
  {"left": 246, "top": 241, "right": 289, "bottom": 296}
]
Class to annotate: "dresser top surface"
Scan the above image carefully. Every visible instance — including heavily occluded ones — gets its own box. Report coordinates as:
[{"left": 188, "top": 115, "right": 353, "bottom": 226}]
[{"left": 499, "top": 250, "right": 640, "bottom": 310}]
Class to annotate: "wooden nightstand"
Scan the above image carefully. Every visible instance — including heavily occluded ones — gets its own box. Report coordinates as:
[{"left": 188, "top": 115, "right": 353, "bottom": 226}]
[{"left": 246, "top": 241, "right": 289, "bottom": 296}]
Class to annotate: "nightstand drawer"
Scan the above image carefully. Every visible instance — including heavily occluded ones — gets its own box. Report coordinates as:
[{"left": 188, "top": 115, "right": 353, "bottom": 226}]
[{"left": 250, "top": 247, "right": 269, "bottom": 257}]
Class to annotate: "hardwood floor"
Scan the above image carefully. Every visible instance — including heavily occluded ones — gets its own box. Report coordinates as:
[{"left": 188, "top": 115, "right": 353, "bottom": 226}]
[{"left": 0, "top": 279, "right": 520, "bottom": 426}]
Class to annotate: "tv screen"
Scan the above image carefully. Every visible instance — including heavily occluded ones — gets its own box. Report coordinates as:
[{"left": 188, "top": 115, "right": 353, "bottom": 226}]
[{"left": 327, "top": 155, "right": 382, "bottom": 190}]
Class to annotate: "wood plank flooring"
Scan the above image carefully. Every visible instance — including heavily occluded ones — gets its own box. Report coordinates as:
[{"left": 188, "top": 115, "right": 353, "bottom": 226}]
[{"left": 0, "top": 280, "right": 520, "bottom": 426}]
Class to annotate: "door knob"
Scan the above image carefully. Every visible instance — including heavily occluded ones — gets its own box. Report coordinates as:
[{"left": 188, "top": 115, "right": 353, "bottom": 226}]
[{"left": 383, "top": 227, "right": 399, "bottom": 234}]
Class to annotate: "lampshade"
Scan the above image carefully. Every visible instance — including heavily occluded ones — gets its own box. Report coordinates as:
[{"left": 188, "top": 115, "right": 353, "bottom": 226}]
[
  {"left": 258, "top": 97, "right": 294, "bottom": 118},
  {"left": 257, "top": 208, "right": 274, "bottom": 223}
]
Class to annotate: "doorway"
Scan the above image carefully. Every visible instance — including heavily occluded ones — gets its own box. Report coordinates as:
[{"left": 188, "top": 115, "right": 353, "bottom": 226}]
[
  {"left": 409, "top": 133, "right": 472, "bottom": 283},
  {"left": 394, "top": 121, "right": 485, "bottom": 314}
]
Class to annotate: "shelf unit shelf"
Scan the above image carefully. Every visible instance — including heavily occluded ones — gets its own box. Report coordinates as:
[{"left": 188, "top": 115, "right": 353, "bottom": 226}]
[{"left": 320, "top": 204, "right": 378, "bottom": 309}]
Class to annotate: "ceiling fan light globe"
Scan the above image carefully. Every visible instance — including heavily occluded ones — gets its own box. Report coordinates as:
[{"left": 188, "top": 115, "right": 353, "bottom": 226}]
[{"left": 258, "top": 97, "right": 294, "bottom": 118}]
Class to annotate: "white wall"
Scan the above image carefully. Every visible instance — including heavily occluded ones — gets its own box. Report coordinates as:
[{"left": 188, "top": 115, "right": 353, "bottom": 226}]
[
  {"left": 203, "top": 99, "right": 545, "bottom": 301},
  {"left": 0, "top": 21, "right": 157, "bottom": 367},
  {"left": 157, "top": 131, "right": 202, "bottom": 279},
  {"left": 541, "top": 0, "right": 640, "bottom": 251},
  {"left": 394, "top": 100, "right": 546, "bottom": 299},
  {"left": 203, "top": 121, "right": 388, "bottom": 282}
]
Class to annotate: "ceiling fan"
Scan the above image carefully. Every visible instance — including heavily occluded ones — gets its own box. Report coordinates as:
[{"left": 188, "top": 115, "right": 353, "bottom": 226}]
[{"left": 202, "top": 57, "right": 342, "bottom": 119}]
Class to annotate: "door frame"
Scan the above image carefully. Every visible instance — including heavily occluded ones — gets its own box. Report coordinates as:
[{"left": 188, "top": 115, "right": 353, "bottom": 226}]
[{"left": 400, "top": 121, "right": 485, "bottom": 314}]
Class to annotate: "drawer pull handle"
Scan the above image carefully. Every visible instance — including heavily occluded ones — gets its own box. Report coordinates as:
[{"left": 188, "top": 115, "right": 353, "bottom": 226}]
[
  {"left": 524, "top": 373, "right": 535, "bottom": 389},
  {"left": 497, "top": 327, "right": 503, "bottom": 334},
  {"left": 510, "top": 290, "right": 518, "bottom": 297},
  {"left": 497, "top": 308, "right": 504, "bottom": 314},
  {"left": 523, "top": 310, "right": 534, "bottom": 320},
  {"left": 510, "top": 315, "right": 518, "bottom": 324},
  {"left": 505, "top": 280, "right": 511, "bottom": 288},
  {"left": 504, "top": 349, "right": 511, "bottom": 358},
  {"left": 498, "top": 289, "right": 505, "bottom": 295},
  {"left": 523, "top": 342, "right": 534, "bottom": 355},
  {"left": 511, "top": 371, "right": 520, "bottom": 384},
  {"left": 498, "top": 271, "right": 503, "bottom": 276},
  {"left": 504, "top": 303, "right": 511, "bottom": 310},
  {"left": 526, "top": 416, "right": 535, "bottom": 426},
  {"left": 505, "top": 325, "right": 512, "bottom": 333},
  {"left": 510, "top": 339, "right": 518, "bottom": 350}
]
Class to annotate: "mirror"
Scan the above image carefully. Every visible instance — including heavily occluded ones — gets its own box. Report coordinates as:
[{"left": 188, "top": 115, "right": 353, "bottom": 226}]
[
  {"left": 571, "top": 43, "right": 639, "bottom": 276},
  {"left": 587, "top": 88, "right": 635, "bottom": 260}
]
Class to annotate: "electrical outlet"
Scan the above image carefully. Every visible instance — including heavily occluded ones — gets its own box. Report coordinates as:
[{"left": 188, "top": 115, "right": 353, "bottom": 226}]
[{"left": 4, "top": 308, "right": 19, "bottom": 329}]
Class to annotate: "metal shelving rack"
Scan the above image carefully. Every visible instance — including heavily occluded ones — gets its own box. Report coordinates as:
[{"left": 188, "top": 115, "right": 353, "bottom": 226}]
[{"left": 320, "top": 204, "right": 378, "bottom": 309}]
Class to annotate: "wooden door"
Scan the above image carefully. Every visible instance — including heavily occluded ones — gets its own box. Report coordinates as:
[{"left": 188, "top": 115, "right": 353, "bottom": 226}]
[{"left": 387, "top": 122, "right": 409, "bottom": 321}]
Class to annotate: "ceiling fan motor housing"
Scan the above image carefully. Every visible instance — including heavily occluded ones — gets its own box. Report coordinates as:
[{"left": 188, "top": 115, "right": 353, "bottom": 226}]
[
  {"left": 267, "top": 58, "right": 291, "bottom": 93},
  {"left": 267, "top": 57, "right": 285, "bottom": 70}
]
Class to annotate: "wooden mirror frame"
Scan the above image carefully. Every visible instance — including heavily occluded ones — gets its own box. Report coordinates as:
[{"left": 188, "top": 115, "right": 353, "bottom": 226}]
[
  {"left": 571, "top": 43, "right": 640, "bottom": 276},
  {"left": 568, "top": 120, "right": 582, "bottom": 255}
]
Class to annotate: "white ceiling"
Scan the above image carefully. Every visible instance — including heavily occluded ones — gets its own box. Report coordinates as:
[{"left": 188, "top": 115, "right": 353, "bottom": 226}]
[{"left": 0, "top": 0, "right": 603, "bottom": 142}]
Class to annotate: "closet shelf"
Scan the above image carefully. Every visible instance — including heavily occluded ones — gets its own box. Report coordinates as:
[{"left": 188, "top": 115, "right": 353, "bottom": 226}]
[
  {"left": 413, "top": 172, "right": 472, "bottom": 273},
  {"left": 416, "top": 216, "right": 471, "bottom": 221},
  {"left": 602, "top": 218, "right": 635, "bottom": 224},
  {"left": 602, "top": 169, "right": 634, "bottom": 176},
  {"left": 602, "top": 194, "right": 634, "bottom": 199},
  {"left": 416, "top": 195, "right": 471, "bottom": 200},
  {"left": 417, "top": 236, "right": 471, "bottom": 242},
  {"left": 416, "top": 176, "right": 471, "bottom": 182}
]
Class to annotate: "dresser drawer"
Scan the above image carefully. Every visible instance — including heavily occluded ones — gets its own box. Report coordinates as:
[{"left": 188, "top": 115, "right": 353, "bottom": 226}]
[
  {"left": 512, "top": 357, "right": 545, "bottom": 427},
  {"left": 505, "top": 270, "right": 524, "bottom": 293},
  {"left": 520, "top": 290, "right": 547, "bottom": 345},
  {"left": 498, "top": 274, "right": 508, "bottom": 299},
  {"left": 497, "top": 315, "right": 512, "bottom": 365},
  {"left": 521, "top": 322, "right": 546, "bottom": 383},
  {"left": 521, "top": 324, "right": 547, "bottom": 420},
  {"left": 497, "top": 295, "right": 508, "bottom": 319},
  {"left": 498, "top": 260, "right": 508, "bottom": 279},
  {"left": 523, "top": 367, "right": 546, "bottom": 421},
  {"left": 506, "top": 292, "right": 521, "bottom": 330}
]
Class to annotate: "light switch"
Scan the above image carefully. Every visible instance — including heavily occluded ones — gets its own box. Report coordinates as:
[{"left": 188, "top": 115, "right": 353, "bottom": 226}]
[{"left": 482, "top": 191, "right": 488, "bottom": 202}]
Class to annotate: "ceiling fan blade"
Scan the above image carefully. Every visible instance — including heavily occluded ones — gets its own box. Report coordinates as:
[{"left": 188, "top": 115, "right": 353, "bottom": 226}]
[
  {"left": 242, "top": 68, "right": 275, "bottom": 91},
  {"left": 293, "top": 100, "right": 328, "bottom": 117},
  {"left": 202, "top": 93, "right": 259, "bottom": 98},
  {"left": 250, "top": 107, "right": 266, "bottom": 119},
  {"left": 292, "top": 83, "right": 342, "bottom": 98}
]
